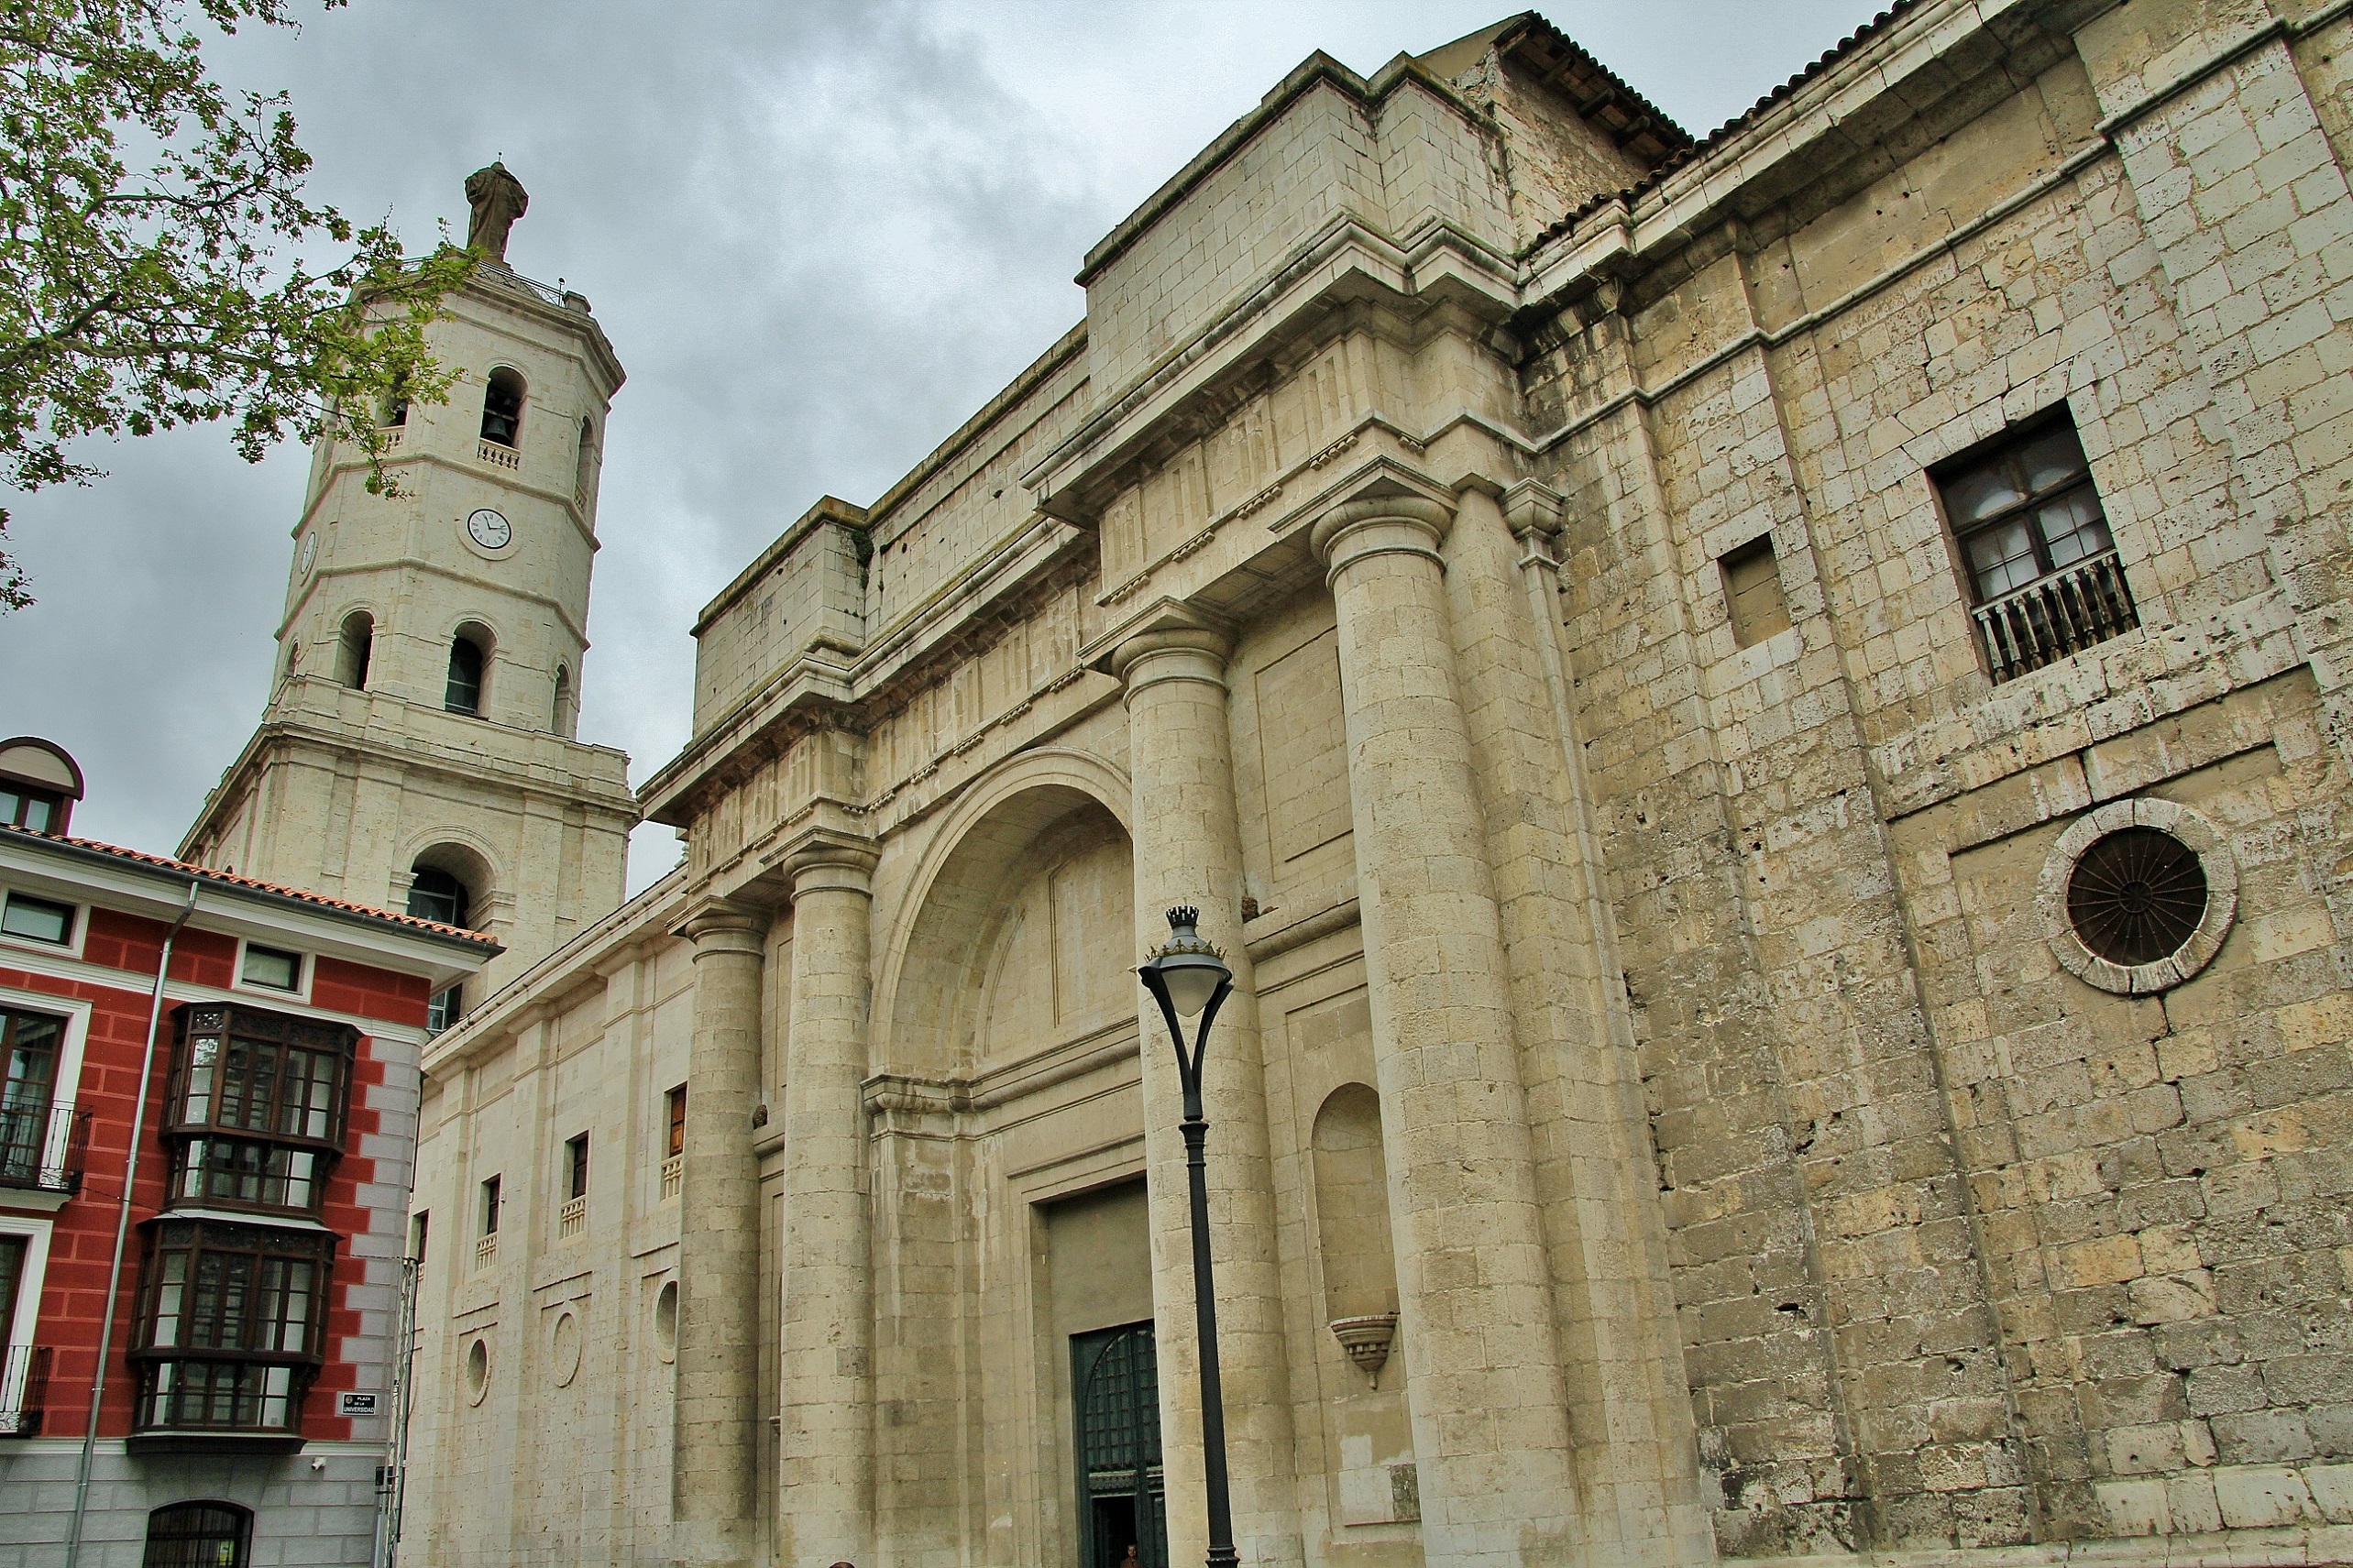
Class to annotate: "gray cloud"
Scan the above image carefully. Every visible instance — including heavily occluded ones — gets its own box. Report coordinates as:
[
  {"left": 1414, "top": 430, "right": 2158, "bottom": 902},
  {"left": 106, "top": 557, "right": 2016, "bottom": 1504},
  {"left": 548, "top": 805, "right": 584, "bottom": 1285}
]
[{"left": 0, "top": 0, "right": 1886, "bottom": 894}]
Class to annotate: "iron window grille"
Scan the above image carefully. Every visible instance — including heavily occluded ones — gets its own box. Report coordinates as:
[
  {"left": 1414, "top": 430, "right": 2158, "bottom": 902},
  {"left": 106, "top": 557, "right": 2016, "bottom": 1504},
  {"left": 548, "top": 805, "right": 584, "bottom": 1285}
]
[
  {"left": 130, "top": 1217, "right": 335, "bottom": 1439},
  {"left": 1935, "top": 411, "right": 2139, "bottom": 682},
  {"left": 141, "top": 1500, "right": 253, "bottom": 1568},
  {"left": 0, "top": 1344, "right": 51, "bottom": 1436}
]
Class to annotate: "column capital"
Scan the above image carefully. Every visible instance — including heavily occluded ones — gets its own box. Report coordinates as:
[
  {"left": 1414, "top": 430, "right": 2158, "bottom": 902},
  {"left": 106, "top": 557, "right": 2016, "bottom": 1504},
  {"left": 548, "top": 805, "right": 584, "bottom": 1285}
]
[
  {"left": 1113, "top": 619, "right": 1233, "bottom": 699},
  {"left": 1501, "top": 477, "right": 1564, "bottom": 541},
  {"left": 1309, "top": 492, "right": 1453, "bottom": 579},
  {"left": 785, "top": 836, "right": 878, "bottom": 901},
  {"left": 679, "top": 898, "right": 767, "bottom": 955}
]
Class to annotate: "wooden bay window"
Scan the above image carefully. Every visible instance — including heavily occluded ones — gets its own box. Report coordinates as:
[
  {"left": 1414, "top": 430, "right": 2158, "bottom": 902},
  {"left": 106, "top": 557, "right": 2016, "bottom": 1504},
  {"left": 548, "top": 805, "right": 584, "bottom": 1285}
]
[
  {"left": 163, "top": 1005, "right": 355, "bottom": 1219},
  {"left": 129, "top": 1217, "right": 335, "bottom": 1443}
]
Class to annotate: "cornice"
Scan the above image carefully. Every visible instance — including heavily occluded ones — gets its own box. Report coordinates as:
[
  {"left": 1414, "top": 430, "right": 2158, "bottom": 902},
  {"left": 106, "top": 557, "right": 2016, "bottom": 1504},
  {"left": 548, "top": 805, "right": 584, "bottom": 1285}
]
[{"left": 1026, "top": 214, "right": 1517, "bottom": 525}]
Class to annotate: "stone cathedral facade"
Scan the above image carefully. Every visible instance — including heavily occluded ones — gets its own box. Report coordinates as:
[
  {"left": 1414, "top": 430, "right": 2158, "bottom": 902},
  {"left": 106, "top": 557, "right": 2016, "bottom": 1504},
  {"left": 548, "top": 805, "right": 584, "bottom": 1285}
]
[{"left": 377, "top": 3, "right": 2353, "bottom": 1566}]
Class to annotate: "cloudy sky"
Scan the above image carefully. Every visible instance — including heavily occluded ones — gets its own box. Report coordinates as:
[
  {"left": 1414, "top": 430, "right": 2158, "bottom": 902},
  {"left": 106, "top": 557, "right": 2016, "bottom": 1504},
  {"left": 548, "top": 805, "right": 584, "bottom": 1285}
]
[{"left": 0, "top": 0, "right": 1886, "bottom": 895}]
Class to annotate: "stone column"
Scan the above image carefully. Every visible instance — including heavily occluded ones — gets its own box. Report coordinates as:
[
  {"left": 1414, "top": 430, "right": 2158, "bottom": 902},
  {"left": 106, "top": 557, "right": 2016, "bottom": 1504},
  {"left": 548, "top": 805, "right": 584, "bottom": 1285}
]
[
  {"left": 674, "top": 902, "right": 769, "bottom": 1568},
  {"left": 1114, "top": 624, "right": 1301, "bottom": 1568},
  {"left": 776, "top": 844, "right": 878, "bottom": 1568},
  {"left": 1311, "top": 493, "right": 1581, "bottom": 1565}
]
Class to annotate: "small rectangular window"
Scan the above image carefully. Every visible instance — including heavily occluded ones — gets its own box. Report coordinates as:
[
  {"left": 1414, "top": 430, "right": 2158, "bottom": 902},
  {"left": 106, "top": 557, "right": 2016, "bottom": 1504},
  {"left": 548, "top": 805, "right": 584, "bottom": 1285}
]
[
  {"left": 1935, "top": 410, "right": 2138, "bottom": 681},
  {"left": 239, "top": 944, "right": 302, "bottom": 992},
  {"left": 425, "top": 986, "right": 461, "bottom": 1036},
  {"left": 1720, "top": 535, "right": 1792, "bottom": 647},
  {"left": 0, "top": 893, "right": 73, "bottom": 945},
  {"left": 480, "top": 1176, "right": 501, "bottom": 1237},
  {"left": 409, "top": 1212, "right": 429, "bottom": 1266},
  {"left": 566, "top": 1134, "right": 589, "bottom": 1202},
  {"left": 666, "top": 1086, "right": 687, "bottom": 1159},
  {"left": 0, "top": 790, "right": 58, "bottom": 833}
]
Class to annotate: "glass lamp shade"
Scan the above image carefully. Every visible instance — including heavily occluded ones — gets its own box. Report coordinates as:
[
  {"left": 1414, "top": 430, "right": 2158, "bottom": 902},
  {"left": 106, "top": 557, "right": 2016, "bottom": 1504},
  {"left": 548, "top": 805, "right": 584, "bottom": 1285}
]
[{"left": 1140, "top": 905, "right": 1232, "bottom": 1019}]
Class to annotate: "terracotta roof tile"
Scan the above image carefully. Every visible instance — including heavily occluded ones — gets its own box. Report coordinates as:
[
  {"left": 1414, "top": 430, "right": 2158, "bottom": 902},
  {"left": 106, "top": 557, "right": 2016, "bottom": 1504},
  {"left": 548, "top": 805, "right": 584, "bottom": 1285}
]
[
  {"left": 0, "top": 825, "right": 499, "bottom": 948},
  {"left": 1522, "top": 3, "right": 1919, "bottom": 258}
]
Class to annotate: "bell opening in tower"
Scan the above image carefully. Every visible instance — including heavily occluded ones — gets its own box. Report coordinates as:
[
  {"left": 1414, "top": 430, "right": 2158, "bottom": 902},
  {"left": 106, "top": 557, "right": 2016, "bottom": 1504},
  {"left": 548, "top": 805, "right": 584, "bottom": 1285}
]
[{"left": 479, "top": 367, "right": 524, "bottom": 449}]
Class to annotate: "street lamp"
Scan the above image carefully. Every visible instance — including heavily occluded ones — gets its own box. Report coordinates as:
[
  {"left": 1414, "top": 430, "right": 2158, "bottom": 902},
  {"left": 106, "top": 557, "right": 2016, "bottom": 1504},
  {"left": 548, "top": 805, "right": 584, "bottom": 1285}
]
[{"left": 1137, "top": 905, "right": 1237, "bottom": 1568}]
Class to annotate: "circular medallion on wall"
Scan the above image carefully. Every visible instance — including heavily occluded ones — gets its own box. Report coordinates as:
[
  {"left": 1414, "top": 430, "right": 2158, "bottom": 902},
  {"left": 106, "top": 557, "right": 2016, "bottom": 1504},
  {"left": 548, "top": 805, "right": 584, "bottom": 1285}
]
[
  {"left": 2037, "top": 796, "right": 2237, "bottom": 995},
  {"left": 296, "top": 532, "right": 317, "bottom": 578},
  {"left": 550, "top": 1309, "right": 582, "bottom": 1387},
  {"left": 465, "top": 507, "right": 512, "bottom": 554}
]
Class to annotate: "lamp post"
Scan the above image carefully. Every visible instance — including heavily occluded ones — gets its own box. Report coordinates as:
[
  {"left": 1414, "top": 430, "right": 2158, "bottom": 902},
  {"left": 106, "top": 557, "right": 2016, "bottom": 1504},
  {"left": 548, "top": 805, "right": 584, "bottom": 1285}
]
[{"left": 1138, "top": 905, "right": 1238, "bottom": 1568}]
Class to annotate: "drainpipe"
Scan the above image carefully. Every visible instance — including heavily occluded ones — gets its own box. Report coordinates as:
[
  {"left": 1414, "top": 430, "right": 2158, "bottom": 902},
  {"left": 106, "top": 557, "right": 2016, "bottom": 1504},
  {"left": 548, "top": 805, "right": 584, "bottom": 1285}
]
[{"left": 64, "top": 875, "right": 198, "bottom": 1567}]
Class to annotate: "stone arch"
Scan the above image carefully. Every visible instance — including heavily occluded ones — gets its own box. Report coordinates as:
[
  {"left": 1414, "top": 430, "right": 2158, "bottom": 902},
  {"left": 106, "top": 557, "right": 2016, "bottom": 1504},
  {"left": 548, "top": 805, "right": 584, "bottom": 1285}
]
[
  {"left": 479, "top": 365, "right": 526, "bottom": 448},
  {"left": 872, "top": 748, "right": 1133, "bottom": 1081},
  {"left": 336, "top": 609, "right": 375, "bottom": 688},
  {"left": 445, "top": 618, "right": 498, "bottom": 717},
  {"left": 400, "top": 831, "right": 501, "bottom": 930},
  {"left": 573, "top": 415, "right": 597, "bottom": 499}
]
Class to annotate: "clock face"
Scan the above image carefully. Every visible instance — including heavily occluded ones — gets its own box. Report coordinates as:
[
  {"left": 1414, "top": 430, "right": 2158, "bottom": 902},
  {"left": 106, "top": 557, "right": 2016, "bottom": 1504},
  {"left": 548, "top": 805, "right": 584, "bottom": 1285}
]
[
  {"left": 467, "top": 508, "right": 512, "bottom": 550},
  {"left": 296, "top": 533, "right": 316, "bottom": 576}
]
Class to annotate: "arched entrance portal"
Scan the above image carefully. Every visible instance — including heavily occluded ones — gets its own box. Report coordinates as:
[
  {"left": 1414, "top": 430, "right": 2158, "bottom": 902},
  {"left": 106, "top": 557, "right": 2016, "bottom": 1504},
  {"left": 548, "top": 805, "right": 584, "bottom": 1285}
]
[{"left": 1074, "top": 1321, "right": 1167, "bottom": 1568}]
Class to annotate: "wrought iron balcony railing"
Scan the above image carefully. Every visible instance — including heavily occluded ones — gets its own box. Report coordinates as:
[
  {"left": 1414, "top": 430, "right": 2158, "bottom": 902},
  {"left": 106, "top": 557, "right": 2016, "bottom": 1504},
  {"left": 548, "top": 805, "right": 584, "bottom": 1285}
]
[
  {"left": 0, "top": 1344, "right": 52, "bottom": 1436},
  {"left": 0, "top": 1099, "right": 91, "bottom": 1196},
  {"left": 1972, "top": 550, "right": 2139, "bottom": 684}
]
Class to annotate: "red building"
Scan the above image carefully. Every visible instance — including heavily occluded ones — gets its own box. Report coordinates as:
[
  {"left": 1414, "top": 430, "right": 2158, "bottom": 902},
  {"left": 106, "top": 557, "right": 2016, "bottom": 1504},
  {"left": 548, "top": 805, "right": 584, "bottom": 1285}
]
[{"left": 0, "top": 739, "right": 494, "bottom": 1566}]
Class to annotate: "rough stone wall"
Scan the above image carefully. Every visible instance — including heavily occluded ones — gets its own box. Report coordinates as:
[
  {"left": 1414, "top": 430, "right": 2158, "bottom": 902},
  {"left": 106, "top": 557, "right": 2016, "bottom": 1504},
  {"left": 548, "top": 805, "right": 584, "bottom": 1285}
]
[{"left": 1527, "top": 0, "right": 2353, "bottom": 1557}]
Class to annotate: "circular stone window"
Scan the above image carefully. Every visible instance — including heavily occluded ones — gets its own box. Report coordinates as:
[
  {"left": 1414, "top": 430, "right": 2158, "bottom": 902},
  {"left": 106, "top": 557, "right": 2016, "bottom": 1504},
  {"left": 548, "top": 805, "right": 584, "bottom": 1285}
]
[
  {"left": 465, "top": 1336, "right": 490, "bottom": 1406},
  {"left": 654, "top": 1279, "right": 678, "bottom": 1365},
  {"left": 2038, "top": 797, "right": 2237, "bottom": 994}
]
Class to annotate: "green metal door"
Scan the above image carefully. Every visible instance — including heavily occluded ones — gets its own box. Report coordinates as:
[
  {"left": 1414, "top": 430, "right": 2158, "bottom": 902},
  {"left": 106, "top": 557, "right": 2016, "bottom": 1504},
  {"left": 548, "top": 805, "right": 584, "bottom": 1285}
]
[{"left": 1073, "top": 1321, "right": 1167, "bottom": 1568}]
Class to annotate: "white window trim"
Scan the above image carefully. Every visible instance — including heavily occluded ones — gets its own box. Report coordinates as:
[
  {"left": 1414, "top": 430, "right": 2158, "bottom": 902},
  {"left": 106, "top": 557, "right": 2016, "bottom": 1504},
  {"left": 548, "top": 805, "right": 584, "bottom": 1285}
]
[
  {"left": 0, "top": 1212, "right": 55, "bottom": 1411},
  {"left": 232, "top": 937, "right": 312, "bottom": 1003},
  {"left": 0, "top": 887, "right": 87, "bottom": 962}
]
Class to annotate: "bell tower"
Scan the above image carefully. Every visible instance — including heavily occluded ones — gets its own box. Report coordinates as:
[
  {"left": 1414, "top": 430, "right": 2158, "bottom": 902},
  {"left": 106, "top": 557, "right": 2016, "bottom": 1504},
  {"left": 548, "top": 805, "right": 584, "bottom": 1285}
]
[{"left": 181, "top": 165, "right": 637, "bottom": 1010}]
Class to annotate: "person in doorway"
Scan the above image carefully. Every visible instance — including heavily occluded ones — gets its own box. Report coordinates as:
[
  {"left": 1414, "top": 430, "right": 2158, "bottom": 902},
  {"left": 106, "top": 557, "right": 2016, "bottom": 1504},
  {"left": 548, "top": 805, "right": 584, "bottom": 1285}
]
[{"left": 1120, "top": 1549, "right": 1139, "bottom": 1568}]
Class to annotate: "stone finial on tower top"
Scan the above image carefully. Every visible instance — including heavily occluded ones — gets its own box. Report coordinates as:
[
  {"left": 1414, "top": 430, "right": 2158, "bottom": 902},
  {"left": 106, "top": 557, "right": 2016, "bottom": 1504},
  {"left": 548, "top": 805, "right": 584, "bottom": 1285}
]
[{"left": 464, "top": 161, "right": 529, "bottom": 262}]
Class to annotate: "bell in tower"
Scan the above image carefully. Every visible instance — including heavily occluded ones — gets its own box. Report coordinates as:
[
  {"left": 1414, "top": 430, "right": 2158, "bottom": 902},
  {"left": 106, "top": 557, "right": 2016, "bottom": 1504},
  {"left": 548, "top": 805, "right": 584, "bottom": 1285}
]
[{"left": 180, "top": 168, "right": 638, "bottom": 1018}]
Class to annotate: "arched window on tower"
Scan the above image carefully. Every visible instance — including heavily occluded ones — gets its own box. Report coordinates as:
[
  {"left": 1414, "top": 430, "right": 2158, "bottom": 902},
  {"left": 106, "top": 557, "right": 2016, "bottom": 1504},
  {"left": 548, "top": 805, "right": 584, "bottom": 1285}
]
[
  {"left": 573, "top": 417, "right": 596, "bottom": 503},
  {"left": 479, "top": 367, "right": 525, "bottom": 449},
  {"left": 336, "top": 612, "right": 373, "bottom": 689},
  {"left": 552, "top": 664, "right": 574, "bottom": 739},
  {"left": 381, "top": 376, "right": 408, "bottom": 428},
  {"left": 445, "top": 629, "right": 489, "bottom": 717},
  {"left": 409, "top": 860, "right": 476, "bottom": 1034}
]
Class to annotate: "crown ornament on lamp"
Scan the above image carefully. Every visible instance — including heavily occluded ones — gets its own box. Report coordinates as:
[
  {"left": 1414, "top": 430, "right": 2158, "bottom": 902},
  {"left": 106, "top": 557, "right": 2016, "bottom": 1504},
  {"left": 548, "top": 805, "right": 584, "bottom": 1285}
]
[{"left": 1138, "top": 905, "right": 1231, "bottom": 1020}]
